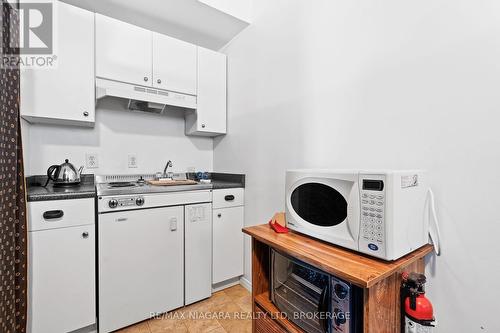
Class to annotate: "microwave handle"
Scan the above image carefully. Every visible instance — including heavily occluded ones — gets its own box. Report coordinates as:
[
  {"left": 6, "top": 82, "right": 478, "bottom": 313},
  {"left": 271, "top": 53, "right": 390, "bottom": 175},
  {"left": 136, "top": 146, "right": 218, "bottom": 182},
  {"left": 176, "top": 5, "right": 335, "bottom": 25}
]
[{"left": 318, "top": 285, "right": 329, "bottom": 333}]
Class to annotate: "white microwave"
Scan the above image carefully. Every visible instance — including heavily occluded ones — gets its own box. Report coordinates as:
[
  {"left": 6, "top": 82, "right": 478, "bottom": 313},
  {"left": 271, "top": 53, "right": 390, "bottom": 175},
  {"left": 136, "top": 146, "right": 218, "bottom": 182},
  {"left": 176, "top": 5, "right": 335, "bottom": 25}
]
[{"left": 285, "top": 169, "right": 429, "bottom": 260}]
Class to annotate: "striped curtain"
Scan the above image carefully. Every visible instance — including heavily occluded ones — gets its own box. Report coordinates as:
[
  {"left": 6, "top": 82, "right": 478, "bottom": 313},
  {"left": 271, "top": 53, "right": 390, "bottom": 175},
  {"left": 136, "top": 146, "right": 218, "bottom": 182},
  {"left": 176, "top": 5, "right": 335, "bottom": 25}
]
[{"left": 0, "top": 1, "right": 28, "bottom": 332}]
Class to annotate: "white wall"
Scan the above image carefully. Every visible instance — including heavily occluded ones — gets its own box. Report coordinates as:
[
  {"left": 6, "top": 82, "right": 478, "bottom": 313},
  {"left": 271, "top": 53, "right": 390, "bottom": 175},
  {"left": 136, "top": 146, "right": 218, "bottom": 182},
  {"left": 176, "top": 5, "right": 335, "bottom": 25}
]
[
  {"left": 21, "top": 119, "right": 31, "bottom": 174},
  {"left": 215, "top": 0, "right": 500, "bottom": 331},
  {"left": 26, "top": 97, "right": 213, "bottom": 175}
]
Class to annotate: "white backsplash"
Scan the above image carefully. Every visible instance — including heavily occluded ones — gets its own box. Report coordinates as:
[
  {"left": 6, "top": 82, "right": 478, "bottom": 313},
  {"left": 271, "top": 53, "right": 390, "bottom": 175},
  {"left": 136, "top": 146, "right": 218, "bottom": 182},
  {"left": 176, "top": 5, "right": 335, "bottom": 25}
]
[{"left": 24, "top": 97, "right": 213, "bottom": 176}]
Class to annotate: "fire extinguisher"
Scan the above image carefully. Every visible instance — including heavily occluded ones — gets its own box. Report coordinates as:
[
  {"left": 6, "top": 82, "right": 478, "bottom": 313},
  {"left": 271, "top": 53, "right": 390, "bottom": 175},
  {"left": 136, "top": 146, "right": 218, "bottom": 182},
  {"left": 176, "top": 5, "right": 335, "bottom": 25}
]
[{"left": 401, "top": 272, "right": 436, "bottom": 333}]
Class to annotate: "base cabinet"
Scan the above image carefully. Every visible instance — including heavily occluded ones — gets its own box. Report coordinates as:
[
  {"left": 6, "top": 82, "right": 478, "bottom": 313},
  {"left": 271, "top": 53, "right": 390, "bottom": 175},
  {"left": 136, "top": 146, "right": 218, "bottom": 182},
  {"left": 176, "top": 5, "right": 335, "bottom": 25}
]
[
  {"left": 212, "top": 189, "right": 244, "bottom": 284},
  {"left": 213, "top": 206, "right": 244, "bottom": 283},
  {"left": 185, "top": 203, "right": 213, "bottom": 304},
  {"left": 28, "top": 220, "right": 95, "bottom": 333},
  {"left": 98, "top": 206, "right": 184, "bottom": 333}
]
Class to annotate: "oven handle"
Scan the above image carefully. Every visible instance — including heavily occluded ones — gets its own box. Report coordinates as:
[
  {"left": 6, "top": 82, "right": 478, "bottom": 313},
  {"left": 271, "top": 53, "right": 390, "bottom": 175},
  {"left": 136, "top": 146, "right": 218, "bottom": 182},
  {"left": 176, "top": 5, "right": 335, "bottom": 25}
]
[{"left": 318, "top": 285, "right": 329, "bottom": 333}]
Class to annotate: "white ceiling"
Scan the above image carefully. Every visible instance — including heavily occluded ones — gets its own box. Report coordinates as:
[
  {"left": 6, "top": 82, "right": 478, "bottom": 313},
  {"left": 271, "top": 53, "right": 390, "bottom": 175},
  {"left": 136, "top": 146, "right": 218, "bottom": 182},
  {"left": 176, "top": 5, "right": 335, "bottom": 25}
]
[{"left": 59, "top": 0, "right": 250, "bottom": 50}]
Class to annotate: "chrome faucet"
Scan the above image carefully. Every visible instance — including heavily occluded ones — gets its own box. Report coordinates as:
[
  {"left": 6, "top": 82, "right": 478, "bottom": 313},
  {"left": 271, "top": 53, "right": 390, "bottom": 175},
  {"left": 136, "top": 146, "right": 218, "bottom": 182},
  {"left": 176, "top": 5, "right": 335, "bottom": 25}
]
[{"left": 163, "top": 160, "right": 173, "bottom": 177}]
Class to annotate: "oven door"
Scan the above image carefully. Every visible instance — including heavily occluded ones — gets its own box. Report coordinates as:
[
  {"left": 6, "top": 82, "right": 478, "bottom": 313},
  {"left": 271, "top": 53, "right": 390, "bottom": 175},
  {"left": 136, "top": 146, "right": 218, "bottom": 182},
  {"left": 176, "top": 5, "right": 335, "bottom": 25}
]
[
  {"left": 271, "top": 250, "right": 331, "bottom": 333},
  {"left": 285, "top": 171, "right": 360, "bottom": 250}
]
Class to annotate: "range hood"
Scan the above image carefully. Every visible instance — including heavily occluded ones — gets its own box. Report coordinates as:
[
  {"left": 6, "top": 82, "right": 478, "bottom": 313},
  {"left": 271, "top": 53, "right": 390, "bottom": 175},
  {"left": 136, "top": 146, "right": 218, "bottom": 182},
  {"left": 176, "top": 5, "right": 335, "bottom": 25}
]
[{"left": 96, "top": 78, "right": 197, "bottom": 114}]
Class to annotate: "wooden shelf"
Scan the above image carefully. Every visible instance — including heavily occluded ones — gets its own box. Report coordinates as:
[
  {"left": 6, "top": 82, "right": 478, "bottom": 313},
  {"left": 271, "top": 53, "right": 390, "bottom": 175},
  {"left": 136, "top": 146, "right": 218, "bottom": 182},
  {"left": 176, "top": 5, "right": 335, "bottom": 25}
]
[
  {"left": 246, "top": 223, "right": 433, "bottom": 332},
  {"left": 254, "top": 292, "right": 303, "bottom": 333},
  {"left": 243, "top": 224, "right": 434, "bottom": 288}
]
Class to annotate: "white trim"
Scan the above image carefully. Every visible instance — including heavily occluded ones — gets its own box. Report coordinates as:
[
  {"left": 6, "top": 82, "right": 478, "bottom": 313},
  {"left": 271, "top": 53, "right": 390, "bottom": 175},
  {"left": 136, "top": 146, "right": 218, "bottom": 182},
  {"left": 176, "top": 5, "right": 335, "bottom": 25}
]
[
  {"left": 212, "top": 277, "right": 240, "bottom": 292},
  {"left": 239, "top": 276, "right": 252, "bottom": 292}
]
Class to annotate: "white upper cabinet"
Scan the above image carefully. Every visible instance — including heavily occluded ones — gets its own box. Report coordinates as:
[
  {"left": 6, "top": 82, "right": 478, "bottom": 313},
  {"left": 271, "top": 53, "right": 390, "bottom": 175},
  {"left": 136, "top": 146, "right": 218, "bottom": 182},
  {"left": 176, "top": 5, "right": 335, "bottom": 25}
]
[
  {"left": 185, "top": 47, "right": 227, "bottom": 136},
  {"left": 95, "top": 14, "right": 152, "bottom": 86},
  {"left": 20, "top": 2, "right": 95, "bottom": 127},
  {"left": 152, "top": 33, "right": 197, "bottom": 95}
]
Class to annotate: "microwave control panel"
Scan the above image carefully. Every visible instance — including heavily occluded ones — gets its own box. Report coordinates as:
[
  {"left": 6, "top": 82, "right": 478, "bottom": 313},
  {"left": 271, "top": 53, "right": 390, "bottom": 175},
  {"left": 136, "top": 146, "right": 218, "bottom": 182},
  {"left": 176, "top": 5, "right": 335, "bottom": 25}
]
[{"left": 359, "top": 175, "right": 386, "bottom": 257}]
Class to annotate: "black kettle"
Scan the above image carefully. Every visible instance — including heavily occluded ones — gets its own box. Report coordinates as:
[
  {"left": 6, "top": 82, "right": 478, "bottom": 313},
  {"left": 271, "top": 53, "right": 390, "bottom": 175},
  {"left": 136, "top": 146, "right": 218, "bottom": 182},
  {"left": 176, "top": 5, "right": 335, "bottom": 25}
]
[{"left": 46, "top": 159, "right": 84, "bottom": 187}]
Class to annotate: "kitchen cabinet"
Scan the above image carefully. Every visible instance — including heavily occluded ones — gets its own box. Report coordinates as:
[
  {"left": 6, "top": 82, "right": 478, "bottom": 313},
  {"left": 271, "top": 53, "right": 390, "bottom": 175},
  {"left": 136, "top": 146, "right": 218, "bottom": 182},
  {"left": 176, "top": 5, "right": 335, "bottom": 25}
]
[
  {"left": 98, "top": 206, "right": 184, "bottom": 333},
  {"left": 28, "top": 198, "right": 95, "bottom": 333},
  {"left": 95, "top": 14, "right": 152, "bottom": 86},
  {"left": 20, "top": 2, "right": 95, "bottom": 127},
  {"left": 212, "top": 188, "right": 244, "bottom": 284},
  {"left": 185, "top": 203, "right": 212, "bottom": 304},
  {"left": 152, "top": 33, "right": 197, "bottom": 94},
  {"left": 185, "top": 47, "right": 227, "bottom": 136},
  {"left": 96, "top": 15, "right": 197, "bottom": 96}
]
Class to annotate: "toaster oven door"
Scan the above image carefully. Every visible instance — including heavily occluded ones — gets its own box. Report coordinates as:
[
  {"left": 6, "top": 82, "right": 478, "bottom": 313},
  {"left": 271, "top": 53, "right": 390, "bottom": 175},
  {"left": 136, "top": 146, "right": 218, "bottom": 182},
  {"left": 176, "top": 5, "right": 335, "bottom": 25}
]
[
  {"left": 286, "top": 174, "right": 360, "bottom": 250},
  {"left": 271, "top": 250, "right": 331, "bottom": 333}
]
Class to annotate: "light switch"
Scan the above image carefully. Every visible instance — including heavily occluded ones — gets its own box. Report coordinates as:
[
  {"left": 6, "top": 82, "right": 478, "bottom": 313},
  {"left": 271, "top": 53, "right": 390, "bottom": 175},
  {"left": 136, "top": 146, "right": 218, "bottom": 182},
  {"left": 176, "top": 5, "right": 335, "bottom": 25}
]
[
  {"left": 86, "top": 153, "right": 98, "bottom": 169},
  {"left": 128, "top": 154, "right": 138, "bottom": 168}
]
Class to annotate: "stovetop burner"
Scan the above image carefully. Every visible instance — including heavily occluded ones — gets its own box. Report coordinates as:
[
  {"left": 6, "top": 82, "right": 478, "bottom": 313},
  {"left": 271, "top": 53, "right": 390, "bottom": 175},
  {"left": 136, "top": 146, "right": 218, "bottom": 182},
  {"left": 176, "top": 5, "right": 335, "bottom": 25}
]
[
  {"left": 96, "top": 173, "right": 212, "bottom": 197},
  {"left": 108, "top": 181, "right": 137, "bottom": 188}
]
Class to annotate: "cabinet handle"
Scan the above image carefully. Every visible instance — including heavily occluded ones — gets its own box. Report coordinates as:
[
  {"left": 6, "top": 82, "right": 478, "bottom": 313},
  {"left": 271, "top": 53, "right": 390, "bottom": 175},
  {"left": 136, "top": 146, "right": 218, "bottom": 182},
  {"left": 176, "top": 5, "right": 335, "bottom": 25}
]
[
  {"left": 43, "top": 210, "right": 64, "bottom": 220},
  {"left": 217, "top": 213, "right": 222, "bottom": 218},
  {"left": 224, "top": 195, "right": 235, "bottom": 201},
  {"left": 201, "top": 124, "right": 206, "bottom": 128},
  {"left": 82, "top": 232, "right": 89, "bottom": 239},
  {"left": 157, "top": 79, "right": 162, "bottom": 84},
  {"left": 144, "top": 77, "right": 149, "bottom": 82},
  {"left": 83, "top": 111, "right": 89, "bottom": 117}
]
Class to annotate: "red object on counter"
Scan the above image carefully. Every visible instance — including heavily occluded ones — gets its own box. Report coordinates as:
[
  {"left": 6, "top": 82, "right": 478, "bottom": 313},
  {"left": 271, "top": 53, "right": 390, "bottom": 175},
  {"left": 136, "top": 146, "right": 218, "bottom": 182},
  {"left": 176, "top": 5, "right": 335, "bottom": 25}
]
[
  {"left": 269, "top": 220, "right": 289, "bottom": 233},
  {"left": 404, "top": 294, "right": 434, "bottom": 321}
]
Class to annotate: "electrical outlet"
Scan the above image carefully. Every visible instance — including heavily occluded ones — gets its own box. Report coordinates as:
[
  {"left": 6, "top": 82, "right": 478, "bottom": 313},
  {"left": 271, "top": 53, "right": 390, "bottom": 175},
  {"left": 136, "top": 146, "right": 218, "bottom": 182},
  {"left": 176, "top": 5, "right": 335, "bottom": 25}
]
[
  {"left": 128, "top": 154, "right": 138, "bottom": 168},
  {"left": 86, "top": 153, "right": 99, "bottom": 169}
]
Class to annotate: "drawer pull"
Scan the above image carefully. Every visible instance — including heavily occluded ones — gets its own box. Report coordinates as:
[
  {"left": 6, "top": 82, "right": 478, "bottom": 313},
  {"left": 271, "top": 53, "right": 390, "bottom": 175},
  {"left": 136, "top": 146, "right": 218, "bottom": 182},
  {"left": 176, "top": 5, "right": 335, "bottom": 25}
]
[
  {"left": 224, "top": 195, "right": 235, "bottom": 201},
  {"left": 43, "top": 210, "right": 64, "bottom": 220},
  {"left": 217, "top": 213, "right": 222, "bottom": 218},
  {"left": 82, "top": 232, "right": 89, "bottom": 239}
]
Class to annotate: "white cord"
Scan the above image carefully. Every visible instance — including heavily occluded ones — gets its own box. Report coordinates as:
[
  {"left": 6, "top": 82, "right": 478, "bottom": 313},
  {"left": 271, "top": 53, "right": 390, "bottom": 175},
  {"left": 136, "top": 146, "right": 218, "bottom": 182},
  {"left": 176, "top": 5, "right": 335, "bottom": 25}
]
[{"left": 427, "top": 188, "right": 442, "bottom": 256}]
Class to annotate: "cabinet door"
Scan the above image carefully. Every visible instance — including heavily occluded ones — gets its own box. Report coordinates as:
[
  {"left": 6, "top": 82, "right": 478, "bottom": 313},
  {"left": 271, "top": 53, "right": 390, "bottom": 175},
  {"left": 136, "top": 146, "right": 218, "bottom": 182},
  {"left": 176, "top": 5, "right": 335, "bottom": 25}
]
[
  {"left": 29, "top": 226, "right": 95, "bottom": 333},
  {"left": 98, "top": 207, "right": 184, "bottom": 333},
  {"left": 189, "top": 47, "right": 227, "bottom": 135},
  {"left": 20, "top": 2, "right": 94, "bottom": 126},
  {"left": 95, "top": 14, "right": 152, "bottom": 86},
  {"left": 152, "top": 33, "right": 197, "bottom": 94},
  {"left": 213, "top": 206, "right": 244, "bottom": 284},
  {"left": 185, "top": 203, "right": 212, "bottom": 304}
]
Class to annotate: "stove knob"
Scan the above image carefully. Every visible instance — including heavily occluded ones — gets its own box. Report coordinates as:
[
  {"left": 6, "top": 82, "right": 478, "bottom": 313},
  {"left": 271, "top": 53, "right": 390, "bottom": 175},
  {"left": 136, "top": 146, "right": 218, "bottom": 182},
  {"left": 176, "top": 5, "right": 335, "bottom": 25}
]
[
  {"left": 136, "top": 197, "right": 145, "bottom": 206},
  {"left": 109, "top": 199, "right": 118, "bottom": 208}
]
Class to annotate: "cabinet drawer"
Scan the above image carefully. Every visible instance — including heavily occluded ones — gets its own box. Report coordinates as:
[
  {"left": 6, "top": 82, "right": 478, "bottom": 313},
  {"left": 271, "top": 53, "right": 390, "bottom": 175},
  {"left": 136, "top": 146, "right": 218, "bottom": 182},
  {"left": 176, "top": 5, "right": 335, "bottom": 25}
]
[
  {"left": 212, "top": 188, "right": 244, "bottom": 209},
  {"left": 28, "top": 198, "right": 94, "bottom": 231}
]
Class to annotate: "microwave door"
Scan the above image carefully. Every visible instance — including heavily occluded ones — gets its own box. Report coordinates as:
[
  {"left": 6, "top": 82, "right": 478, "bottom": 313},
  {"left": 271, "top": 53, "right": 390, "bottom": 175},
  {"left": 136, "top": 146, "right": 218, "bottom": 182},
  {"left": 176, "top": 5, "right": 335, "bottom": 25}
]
[{"left": 287, "top": 178, "right": 360, "bottom": 250}]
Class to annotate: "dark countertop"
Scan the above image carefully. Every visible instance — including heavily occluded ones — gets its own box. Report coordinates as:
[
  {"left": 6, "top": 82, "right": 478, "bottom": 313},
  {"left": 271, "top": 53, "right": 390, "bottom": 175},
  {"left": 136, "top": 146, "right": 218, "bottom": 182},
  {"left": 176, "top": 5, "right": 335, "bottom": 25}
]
[
  {"left": 26, "top": 175, "right": 96, "bottom": 202},
  {"left": 27, "top": 172, "right": 245, "bottom": 202},
  {"left": 211, "top": 180, "right": 245, "bottom": 189},
  {"left": 198, "top": 172, "right": 245, "bottom": 190}
]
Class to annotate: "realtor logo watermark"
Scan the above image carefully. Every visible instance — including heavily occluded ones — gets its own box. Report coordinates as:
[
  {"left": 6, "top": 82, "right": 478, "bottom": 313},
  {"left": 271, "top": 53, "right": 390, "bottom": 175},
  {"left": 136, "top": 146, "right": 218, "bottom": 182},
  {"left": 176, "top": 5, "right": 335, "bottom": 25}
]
[{"left": 2, "top": 0, "right": 57, "bottom": 69}]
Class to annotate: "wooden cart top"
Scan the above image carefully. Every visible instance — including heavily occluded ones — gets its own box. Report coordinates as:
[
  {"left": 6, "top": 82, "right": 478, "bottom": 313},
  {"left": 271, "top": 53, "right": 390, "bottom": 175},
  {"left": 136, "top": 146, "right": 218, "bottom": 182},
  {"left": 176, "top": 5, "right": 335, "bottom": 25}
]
[{"left": 243, "top": 224, "right": 433, "bottom": 288}]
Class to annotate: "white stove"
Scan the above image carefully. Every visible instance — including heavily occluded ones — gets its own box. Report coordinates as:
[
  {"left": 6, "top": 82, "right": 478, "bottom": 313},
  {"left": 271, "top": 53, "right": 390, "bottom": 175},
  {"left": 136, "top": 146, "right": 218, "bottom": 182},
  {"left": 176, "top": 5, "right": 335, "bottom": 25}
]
[{"left": 96, "top": 173, "right": 213, "bottom": 333}]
